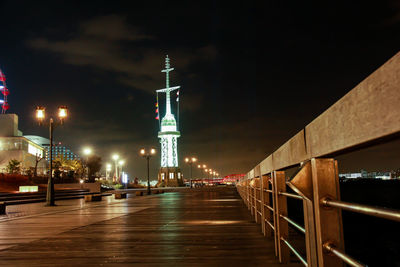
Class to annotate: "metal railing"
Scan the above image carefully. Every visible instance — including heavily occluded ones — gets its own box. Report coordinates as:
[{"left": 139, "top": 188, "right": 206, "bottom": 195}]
[{"left": 235, "top": 52, "right": 400, "bottom": 266}]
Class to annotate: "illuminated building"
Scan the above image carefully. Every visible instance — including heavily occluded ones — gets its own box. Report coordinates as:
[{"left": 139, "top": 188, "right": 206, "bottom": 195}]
[
  {"left": 25, "top": 135, "right": 80, "bottom": 162},
  {"left": 156, "top": 56, "right": 183, "bottom": 187},
  {"left": 0, "top": 114, "right": 46, "bottom": 174}
]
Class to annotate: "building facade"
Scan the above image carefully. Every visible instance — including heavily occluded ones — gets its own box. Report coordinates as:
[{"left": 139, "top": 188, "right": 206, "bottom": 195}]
[{"left": 0, "top": 114, "right": 46, "bottom": 174}]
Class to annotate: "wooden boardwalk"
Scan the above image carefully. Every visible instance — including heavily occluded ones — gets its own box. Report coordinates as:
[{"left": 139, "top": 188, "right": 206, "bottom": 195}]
[{"left": 0, "top": 187, "right": 301, "bottom": 266}]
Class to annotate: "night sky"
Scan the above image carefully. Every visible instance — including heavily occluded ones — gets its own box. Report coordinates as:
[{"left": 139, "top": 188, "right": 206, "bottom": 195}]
[{"left": 1, "top": 1, "right": 399, "bottom": 180}]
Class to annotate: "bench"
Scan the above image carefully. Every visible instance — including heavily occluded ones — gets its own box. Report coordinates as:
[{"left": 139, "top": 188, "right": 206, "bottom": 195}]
[
  {"left": 84, "top": 194, "right": 102, "bottom": 202},
  {"left": 114, "top": 192, "right": 127, "bottom": 199}
]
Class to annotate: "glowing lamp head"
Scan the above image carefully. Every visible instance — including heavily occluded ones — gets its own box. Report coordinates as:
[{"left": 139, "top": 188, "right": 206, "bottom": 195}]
[
  {"left": 205, "top": 169, "right": 208, "bottom": 172},
  {"left": 185, "top": 158, "right": 189, "bottom": 163},
  {"left": 83, "top": 147, "right": 92, "bottom": 156},
  {"left": 118, "top": 160, "right": 125, "bottom": 166},
  {"left": 106, "top": 163, "right": 112, "bottom": 171},
  {"left": 150, "top": 148, "right": 156, "bottom": 155},
  {"left": 203, "top": 164, "right": 206, "bottom": 168},
  {"left": 112, "top": 154, "right": 119, "bottom": 161},
  {"left": 197, "top": 164, "right": 201, "bottom": 168},
  {"left": 36, "top": 106, "right": 45, "bottom": 121},
  {"left": 58, "top": 106, "right": 68, "bottom": 119},
  {"left": 140, "top": 148, "right": 145, "bottom": 155},
  {"left": 192, "top": 157, "right": 197, "bottom": 162}
]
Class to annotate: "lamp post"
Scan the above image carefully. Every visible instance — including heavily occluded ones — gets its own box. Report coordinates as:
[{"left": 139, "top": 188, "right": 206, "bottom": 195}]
[
  {"left": 140, "top": 148, "right": 156, "bottom": 195},
  {"left": 118, "top": 160, "right": 125, "bottom": 184},
  {"left": 112, "top": 154, "right": 119, "bottom": 183},
  {"left": 83, "top": 147, "right": 92, "bottom": 180},
  {"left": 184, "top": 157, "right": 197, "bottom": 188},
  {"left": 198, "top": 164, "right": 207, "bottom": 187},
  {"left": 106, "top": 163, "right": 112, "bottom": 180},
  {"left": 35, "top": 105, "right": 68, "bottom": 206}
]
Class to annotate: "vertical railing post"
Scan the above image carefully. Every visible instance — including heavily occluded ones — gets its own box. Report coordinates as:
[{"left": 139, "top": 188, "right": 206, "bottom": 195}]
[
  {"left": 303, "top": 198, "right": 318, "bottom": 267},
  {"left": 247, "top": 179, "right": 250, "bottom": 210},
  {"left": 255, "top": 178, "right": 261, "bottom": 224},
  {"left": 261, "top": 175, "right": 266, "bottom": 235},
  {"left": 273, "top": 171, "right": 290, "bottom": 263},
  {"left": 311, "top": 158, "right": 344, "bottom": 267},
  {"left": 271, "top": 172, "right": 278, "bottom": 257}
]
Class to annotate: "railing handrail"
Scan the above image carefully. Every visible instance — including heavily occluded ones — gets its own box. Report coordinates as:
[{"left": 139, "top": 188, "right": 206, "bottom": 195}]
[
  {"left": 322, "top": 198, "right": 400, "bottom": 222},
  {"left": 323, "top": 243, "right": 366, "bottom": 267}
]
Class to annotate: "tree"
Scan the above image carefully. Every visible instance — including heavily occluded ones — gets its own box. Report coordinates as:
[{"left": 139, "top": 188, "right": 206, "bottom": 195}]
[
  {"left": 34, "top": 153, "right": 44, "bottom": 177},
  {"left": 6, "top": 159, "right": 21, "bottom": 174},
  {"left": 87, "top": 155, "right": 102, "bottom": 182}
]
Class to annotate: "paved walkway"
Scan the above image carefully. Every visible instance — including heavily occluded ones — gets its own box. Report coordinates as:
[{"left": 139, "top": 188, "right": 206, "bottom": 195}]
[{"left": 0, "top": 187, "right": 301, "bottom": 266}]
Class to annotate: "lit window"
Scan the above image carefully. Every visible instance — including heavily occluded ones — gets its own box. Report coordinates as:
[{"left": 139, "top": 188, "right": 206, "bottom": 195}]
[
  {"left": 161, "top": 173, "right": 165, "bottom": 180},
  {"left": 169, "top": 173, "right": 174, "bottom": 179},
  {"left": 178, "top": 173, "right": 181, "bottom": 179}
]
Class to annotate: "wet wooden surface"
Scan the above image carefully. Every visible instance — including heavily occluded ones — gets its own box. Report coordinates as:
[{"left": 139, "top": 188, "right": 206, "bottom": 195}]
[{"left": 0, "top": 187, "right": 302, "bottom": 266}]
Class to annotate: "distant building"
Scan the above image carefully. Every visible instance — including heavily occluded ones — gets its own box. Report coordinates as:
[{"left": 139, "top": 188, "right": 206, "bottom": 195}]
[
  {"left": 24, "top": 135, "right": 80, "bottom": 162},
  {"left": 0, "top": 114, "right": 46, "bottom": 174},
  {"left": 340, "top": 169, "right": 391, "bottom": 179}
]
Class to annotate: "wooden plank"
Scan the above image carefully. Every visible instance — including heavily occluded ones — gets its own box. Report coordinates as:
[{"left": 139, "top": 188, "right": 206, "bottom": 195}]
[{"left": 0, "top": 187, "right": 301, "bottom": 266}]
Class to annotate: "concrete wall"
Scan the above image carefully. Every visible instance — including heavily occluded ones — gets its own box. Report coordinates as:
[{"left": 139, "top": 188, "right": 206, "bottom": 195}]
[{"left": 0, "top": 114, "right": 20, "bottom": 137}]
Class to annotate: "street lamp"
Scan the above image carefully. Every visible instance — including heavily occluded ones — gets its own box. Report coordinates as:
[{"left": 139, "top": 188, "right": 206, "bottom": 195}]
[
  {"left": 140, "top": 148, "right": 156, "bottom": 195},
  {"left": 119, "top": 160, "right": 125, "bottom": 183},
  {"left": 112, "top": 154, "right": 119, "bottom": 182},
  {"left": 185, "top": 157, "right": 197, "bottom": 188},
  {"left": 35, "top": 105, "right": 68, "bottom": 206},
  {"left": 83, "top": 147, "right": 92, "bottom": 180},
  {"left": 106, "top": 163, "right": 112, "bottom": 180}
]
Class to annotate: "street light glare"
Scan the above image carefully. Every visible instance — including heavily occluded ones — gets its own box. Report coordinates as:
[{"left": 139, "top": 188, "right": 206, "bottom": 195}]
[
  {"left": 36, "top": 106, "right": 45, "bottom": 120},
  {"left": 192, "top": 157, "right": 197, "bottom": 162},
  {"left": 150, "top": 148, "right": 156, "bottom": 155},
  {"left": 112, "top": 154, "right": 119, "bottom": 160},
  {"left": 119, "top": 160, "right": 125, "bottom": 166},
  {"left": 185, "top": 158, "right": 189, "bottom": 162},
  {"left": 203, "top": 164, "right": 206, "bottom": 168},
  {"left": 140, "top": 148, "right": 145, "bottom": 155},
  {"left": 58, "top": 106, "right": 68, "bottom": 119},
  {"left": 83, "top": 147, "right": 92, "bottom": 155},
  {"left": 197, "top": 164, "right": 201, "bottom": 168}
]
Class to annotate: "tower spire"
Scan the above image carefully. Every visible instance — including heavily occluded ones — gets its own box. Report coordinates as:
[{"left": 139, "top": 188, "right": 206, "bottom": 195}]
[{"left": 161, "top": 55, "right": 175, "bottom": 115}]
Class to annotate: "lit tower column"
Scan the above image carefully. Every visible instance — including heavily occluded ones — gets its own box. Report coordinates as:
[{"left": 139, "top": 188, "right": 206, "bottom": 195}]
[{"left": 156, "top": 56, "right": 182, "bottom": 187}]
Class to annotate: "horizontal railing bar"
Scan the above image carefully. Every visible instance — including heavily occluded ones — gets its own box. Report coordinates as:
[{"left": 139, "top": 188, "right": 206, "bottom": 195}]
[
  {"left": 281, "top": 237, "right": 308, "bottom": 266},
  {"left": 264, "top": 189, "right": 273, "bottom": 193},
  {"left": 256, "top": 199, "right": 261, "bottom": 203},
  {"left": 257, "top": 211, "right": 262, "bottom": 216},
  {"left": 323, "top": 198, "right": 400, "bottom": 222},
  {"left": 279, "top": 191, "right": 303, "bottom": 200},
  {"left": 323, "top": 243, "right": 365, "bottom": 267},
  {"left": 279, "top": 214, "right": 305, "bottom": 234},
  {"left": 265, "top": 219, "right": 275, "bottom": 231},
  {"left": 264, "top": 204, "right": 274, "bottom": 212}
]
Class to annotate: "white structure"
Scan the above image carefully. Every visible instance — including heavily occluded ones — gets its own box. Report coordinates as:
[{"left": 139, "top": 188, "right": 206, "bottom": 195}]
[{"left": 156, "top": 56, "right": 183, "bottom": 187}]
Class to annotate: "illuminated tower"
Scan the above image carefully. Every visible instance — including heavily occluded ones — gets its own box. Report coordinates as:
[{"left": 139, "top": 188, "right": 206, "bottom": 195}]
[{"left": 156, "top": 56, "right": 183, "bottom": 187}]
